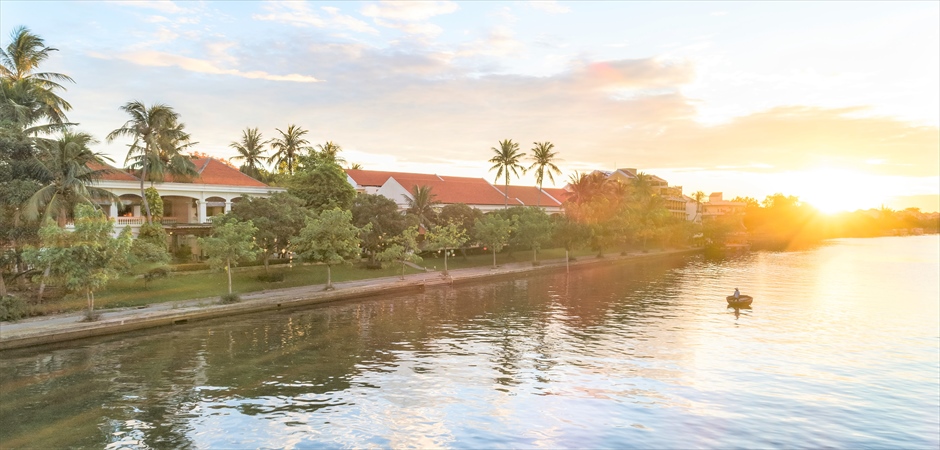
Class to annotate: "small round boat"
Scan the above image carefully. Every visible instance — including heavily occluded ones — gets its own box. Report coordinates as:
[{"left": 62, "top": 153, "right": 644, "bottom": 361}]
[{"left": 726, "top": 295, "right": 753, "bottom": 307}]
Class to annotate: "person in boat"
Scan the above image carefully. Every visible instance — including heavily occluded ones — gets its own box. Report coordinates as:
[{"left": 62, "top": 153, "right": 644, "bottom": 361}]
[{"left": 733, "top": 288, "right": 740, "bottom": 299}]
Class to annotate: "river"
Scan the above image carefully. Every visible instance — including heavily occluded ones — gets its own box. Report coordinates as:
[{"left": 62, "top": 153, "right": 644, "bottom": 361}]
[{"left": 1, "top": 235, "right": 938, "bottom": 449}]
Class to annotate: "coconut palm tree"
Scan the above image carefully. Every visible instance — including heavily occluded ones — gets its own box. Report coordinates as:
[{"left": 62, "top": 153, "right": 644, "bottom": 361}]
[
  {"left": 692, "top": 190, "right": 705, "bottom": 222},
  {"left": 269, "top": 124, "right": 309, "bottom": 176},
  {"left": 229, "top": 127, "right": 269, "bottom": 179},
  {"left": 406, "top": 184, "right": 439, "bottom": 227},
  {"left": 106, "top": 101, "right": 195, "bottom": 223},
  {"left": 0, "top": 26, "right": 74, "bottom": 130},
  {"left": 316, "top": 141, "right": 345, "bottom": 165},
  {"left": 488, "top": 139, "right": 526, "bottom": 208},
  {"left": 23, "top": 131, "right": 118, "bottom": 226},
  {"left": 528, "top": 141, "right": 561, "bottom": 207}
]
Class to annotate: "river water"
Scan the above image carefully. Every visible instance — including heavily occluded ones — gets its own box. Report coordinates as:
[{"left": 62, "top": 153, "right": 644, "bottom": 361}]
[{"left": 1, "top": 236, "right": 938, "bottom": 449}]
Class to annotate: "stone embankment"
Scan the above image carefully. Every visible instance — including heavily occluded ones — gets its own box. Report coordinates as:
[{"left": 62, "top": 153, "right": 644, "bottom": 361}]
[{"left": 0, "top": 248, "right": 701, "bottom": 351}]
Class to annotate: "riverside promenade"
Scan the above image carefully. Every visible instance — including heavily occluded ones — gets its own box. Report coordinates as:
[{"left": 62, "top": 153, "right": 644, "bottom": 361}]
[{"left": 0, "top": 248, "right": 701, "bottom": 351}]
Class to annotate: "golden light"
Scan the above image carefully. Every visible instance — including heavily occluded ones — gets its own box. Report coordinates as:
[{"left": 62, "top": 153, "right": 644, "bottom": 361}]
[{"left": 795, "top": 168, "right": 888, "bottom": 214}]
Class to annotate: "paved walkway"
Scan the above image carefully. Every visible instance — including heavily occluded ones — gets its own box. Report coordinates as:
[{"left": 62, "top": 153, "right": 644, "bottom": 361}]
[{"left": 0, "top": 248, "right": 700, "bottom": 350}]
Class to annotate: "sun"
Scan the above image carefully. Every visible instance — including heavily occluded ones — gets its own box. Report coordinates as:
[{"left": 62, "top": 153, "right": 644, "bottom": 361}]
[{"left": 795, "top": 168, "right": 886, "bottom": 214}]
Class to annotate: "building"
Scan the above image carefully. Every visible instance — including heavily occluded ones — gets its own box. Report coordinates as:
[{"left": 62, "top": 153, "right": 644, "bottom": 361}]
[
  {"left": 90, "top": 158, "right": 284, "bottom": 252},
  {"left": 702, "top": 192, "right": 746, "bottom": 220},
  {"left": 592, "top": 168, "right": 694, "bottom": 220},
  {"left": 345, "top": 169, "right": 565, "bottom": 214}
]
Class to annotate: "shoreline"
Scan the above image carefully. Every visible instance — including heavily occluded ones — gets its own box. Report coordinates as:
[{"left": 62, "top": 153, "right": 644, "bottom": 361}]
[{"left": 0, "top": 248, "right": 701, "bottom": 351}]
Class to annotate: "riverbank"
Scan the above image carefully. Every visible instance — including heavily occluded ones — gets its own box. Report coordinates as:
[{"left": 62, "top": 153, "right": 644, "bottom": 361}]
[{"left": 0, "top": 248, "right": 701, "bottom": 351}]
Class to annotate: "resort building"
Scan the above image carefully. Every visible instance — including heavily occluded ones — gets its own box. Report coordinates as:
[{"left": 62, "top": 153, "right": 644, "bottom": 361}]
[
  {"left": 593, "top": 168, "right": 696, "bottom": 221},
  {"left": 345, "top": 169, "right": 565, "bottom": 214},
  {"left": 702, "top": 192, "right": 746, "bottom": 220},
  {"left": 90, "top": 158, "right": 284, "bottom": 251}
]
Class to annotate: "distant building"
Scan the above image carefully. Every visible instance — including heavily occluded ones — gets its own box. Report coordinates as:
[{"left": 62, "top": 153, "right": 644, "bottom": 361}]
[
  {"left": 702, "top": 192, "right": 746, "bottom": 220},
  {"left": 591, "top": 168, "right": 693, "bottom": 221},
  {"left": 345, "top": 169, "right": 564, "bottom": 214}
]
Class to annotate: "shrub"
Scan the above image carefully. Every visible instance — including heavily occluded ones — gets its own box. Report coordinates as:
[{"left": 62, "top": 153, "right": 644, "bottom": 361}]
[
  {"left": 220, "top": 293, "right": 241, "bottom": 304},
  {"left": 0, "top": 295, "right": 29, "bottom": 322},
  {"left": 171, "top": 263, "right": 210, "bottom": 273},
  {"left": 256, "top": 272, "right": 285, "bottom": 282},
  {"left": 143, "top": 266, "right": 170, "bottom": 288}
]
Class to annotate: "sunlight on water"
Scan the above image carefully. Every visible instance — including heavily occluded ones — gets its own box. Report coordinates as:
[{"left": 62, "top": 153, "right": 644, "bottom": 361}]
[{"left": 1, "top": 236, "right": 938, "bottom": 448}]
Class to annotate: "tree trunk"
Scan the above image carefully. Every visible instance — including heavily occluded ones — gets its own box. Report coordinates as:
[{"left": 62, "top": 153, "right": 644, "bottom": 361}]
[
  {"left": 325, "top": 264, "right": 333, "bottom": 290},
  {"left": 533, "top": 247, "right": 538, "bottom": 263},
  {"left": 36, "top": 263, "right": 51, "bottom": 303},
  {"left": 0, "top": 268, "right": 6, "bottom": 298},
  {"left": 492, "top": 247, "right": 497, "bottom": 268},
  {"left": 400, "top": 261, "right": 406, "bottom": 280},
  {"left": 443, "top": 250, "right": 449, "bottom": 276},
  {"left": 536, "top": 181, "right": 542, "bottom": 207},
  {"left": 226, "top": 257, "right": 233, "bottom": 294},
  {"left": 263, "top": 252, "right": 270, "bottom": 274},
  {"left": 86, "top": 288, "right": 95, "bottom": 318},
  {"left": 140, "top": 164, "right": 152, "bottom": 224}
]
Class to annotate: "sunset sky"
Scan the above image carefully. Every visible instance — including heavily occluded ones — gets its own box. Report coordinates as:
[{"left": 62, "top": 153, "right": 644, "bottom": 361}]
[{"left": 3, "top": 1, "right": 938, "bottom": 212}]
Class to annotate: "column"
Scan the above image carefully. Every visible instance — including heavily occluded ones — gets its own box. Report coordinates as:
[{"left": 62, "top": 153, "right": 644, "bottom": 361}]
[
  {"left": 109, "top": 202, "right": 118, "bottom": 219},
  {"left": 197, "top": 200, "right": 207, "bottom": 223},
  {"left": 224, "top": 200, "right": 232, "bottom": 214}
]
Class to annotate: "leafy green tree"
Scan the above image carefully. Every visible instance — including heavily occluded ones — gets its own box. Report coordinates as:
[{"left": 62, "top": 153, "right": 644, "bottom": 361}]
[
  {"left": 0, "top": 26, "right": 74, "bottom": 129},
  {"left": 198, "top": 217, "right": 259, "bottom": 295},
  {"left": 528, "top": 141, "right": 561, "bottom": 206},
  {"left": 24, "top": 204, "right": 132, "bottom": 319},
  {"left": 376, "top": 225, "right": 422, "bottom": 279},
  {"left": 474, "top": 213, "right": 512, "bottom": 268},
  {"left": 130, "top": 221, "right": 170, "bottom": 268},
  {"left": 488, "top": 139, "right": 526, "bottom": 208},
  {"left": 269, "top": 124, "right": 309, "bottom": 176},
  {"left": 230, "top": 192, "right": 309, "bottom": 273},
  {"left": 405, "top": 184, "right": 439, "bottom": 227},
  {"left": 106, "top": 101, "right": 196, "bottom": 223},
  {"left": 426, "top": 221, "right": 467, "bottom": 276},
  {"left": 229, "top": 127, "right": 269, "bottom": 180},
  {"left": 288, "top": 161, "right": 356, "bottom": 213},
  {"left": 552, "top": 216, "right": 592, "bottom": 254},
  {"left": 293, "top": 208, "right": 365, "bottom": 290},
  {"left": 438, "top": 203, "right": 482, "bottom": 240},
  {"left": 23, "top": 130, "right": 118, "bottom": 226},
  {"left": 298, "top": 141, "right": 346, "bottom": 169},
  {"left": 351, "top": 193, "right": 406, "bottom": 265},
  {"left": 0, "top": 123, "right": 42, "bottom": 288},
  {"left": 511, "top": 207, "right": 553, "bottom": 263}
]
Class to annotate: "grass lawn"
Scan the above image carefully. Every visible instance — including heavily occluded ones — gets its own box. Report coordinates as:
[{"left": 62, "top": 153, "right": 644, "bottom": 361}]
[
  {"left": 43, "top": 263, "right": 425, "bottom": 313},
  {"left": 31, "top": 246, "right": 645, "bottom": 315}
]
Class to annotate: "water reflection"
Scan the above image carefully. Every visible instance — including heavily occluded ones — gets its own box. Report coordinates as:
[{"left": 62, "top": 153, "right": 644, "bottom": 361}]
[{"left": 1, "top": 236, "right": 938, "bottom": 449}]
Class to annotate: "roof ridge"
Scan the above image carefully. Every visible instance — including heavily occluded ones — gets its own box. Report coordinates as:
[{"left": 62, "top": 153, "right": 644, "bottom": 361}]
[{"left": 197, "top": 158, "right": 212, "bottom": 174}]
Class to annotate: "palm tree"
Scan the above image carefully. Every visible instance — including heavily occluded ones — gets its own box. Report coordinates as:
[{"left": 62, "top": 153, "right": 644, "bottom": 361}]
[
  {"left": 106, "top": 101, "right": 195, "bottom": 223},
  {"left": 406, "top": 185, "right": 439, "bottom": 227},
  {"left": 692, "top": 190, "right": 705, "bottom": 222},
  {"left": 229, "top": 127, "right": 269, "bottom": 179},
  {"left": 488, "top": 139, "right": 526, "bottom": 208},
  {"left": 316, "top": 141, "right": 346, "bottom": 165},
  {"left": 0, "top": 26, "right": 74, "bottom": 130},
  {"left": 528, "top": 141, "right": 561, "bottom": 207},
  {"left": 269, "top": 124, "right": 309, "bottom": 176},
  {"left": 23, "top": 131, "right": 118, "bottom": 226}
]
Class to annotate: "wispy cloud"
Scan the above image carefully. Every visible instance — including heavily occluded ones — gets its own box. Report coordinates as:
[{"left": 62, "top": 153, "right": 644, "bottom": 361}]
[
  {"left": 92, "top": 50, "right": 322, "bottom": 82},
  {"left": 254, "top": 1, "right": 377, "bottom": 34},
  {"left": 361, "top": 1, "right": 458, "bottom": 37},
  {"left": 528, "top": 1, "right": 571, "bottom": 14},
  {"left": 110, "top": 0, "right": 186, "bottom": 14}
]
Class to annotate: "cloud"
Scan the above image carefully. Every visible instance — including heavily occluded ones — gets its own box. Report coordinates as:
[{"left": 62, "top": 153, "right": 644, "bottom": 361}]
[
  {"left": 110, "top": 0, "right": 185, "bottom": 14},
  {"left": 92, "top": 50, "right": 321, "bottom": 82},
  {"left": 361, "top": 1, "right": 458, "bottom": 22},
  {"left": 528, "top": 1, "right": 571, "bottom": 14},
  {"left": 361, "top": 1, "right": 458, "bottom": 37},
  {"left": 254, "top": 1, "right": 377, "bottom": 34},
  {"left": 456, "top": 26, "right": 525, "bottom": 58}
]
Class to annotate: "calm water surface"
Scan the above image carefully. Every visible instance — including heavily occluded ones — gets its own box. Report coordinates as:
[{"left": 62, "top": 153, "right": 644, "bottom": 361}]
[{"left": 1, "top": 236, "right": 938, "bottom": 448}]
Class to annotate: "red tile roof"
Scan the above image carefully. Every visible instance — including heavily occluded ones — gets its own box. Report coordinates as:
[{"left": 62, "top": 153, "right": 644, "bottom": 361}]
[
  {"left": 190, "top": 158, "right": 268, "bottom": 187},
  {"left": 541, "top": 188, "right": 570, "bottom": 204},
  {"left": 89, "top": 161, "right": 140, "bottom": 182},
  {"left": 88, "top": 158, "right": 269, "bottom": 187},
  {"left": 392, "top": 175, "right": 509, "bottom": 205},
  {"left": 493, "top": 185, "right": 562, "bottom": 207},
  {"left": 346, "top": 169, "right": 441, "bottom": 187}
]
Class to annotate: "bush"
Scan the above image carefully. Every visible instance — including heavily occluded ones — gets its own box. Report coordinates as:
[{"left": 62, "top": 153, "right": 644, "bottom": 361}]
[
  {"left": 256, "top": 272, "right": 285, "bottom": 282},
  {"left": 143, "top": 266, "right": 170, "bottom": 288},
  {"left": 220, "top": 293, "right": 240, "bottom": 304},
  {"left": 174, "top": 244, "right": 193, "bottom": 262},
  {"left": 0, "top": 295, "right": 29, "bottom": 322},
  {"left": 171, "top": 263, "right": 210, "bottom": 273},
  {"left": 361, "top": 260, "right": 384, "bottom": 270}
]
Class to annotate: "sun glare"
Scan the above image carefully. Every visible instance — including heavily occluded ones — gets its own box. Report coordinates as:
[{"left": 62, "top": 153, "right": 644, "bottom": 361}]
[{"left": 796, "top": 168, "right": 886, "bottom": 214}]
